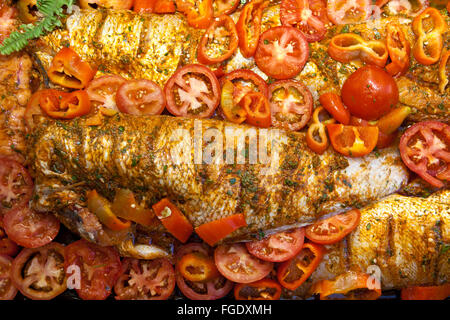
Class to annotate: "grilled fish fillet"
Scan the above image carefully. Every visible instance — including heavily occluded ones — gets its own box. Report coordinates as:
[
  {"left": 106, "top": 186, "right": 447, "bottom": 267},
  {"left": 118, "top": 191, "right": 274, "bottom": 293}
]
[
  {"left": 286, "top": 190, "right": 449, "bottom": 298},
  {"left": 27, "top": 114, "right": 408, "bottom": 258},
  {"left": 33, "top": 5, "right": 449, "bottom": 122}
]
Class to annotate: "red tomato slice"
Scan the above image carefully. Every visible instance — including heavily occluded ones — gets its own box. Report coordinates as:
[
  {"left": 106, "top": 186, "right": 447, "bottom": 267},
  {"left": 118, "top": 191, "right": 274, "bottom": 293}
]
[
  {"left": 114, "top": 258, "right": 175, "bottom": 300},
  {"left": 86, "top": 75, "right": 127, "bottom": 110},
  {"left": 399, "top": 121, "right": 450, "bottom": 188},
  {"left": 164, "top": 64, "right": 220, "bottom": 118},
  {"left": 326, "top": 0, "right": 371, "bottom": 25},
  {"left": 11, "top": 242, "right": 66, "bottom": 300},
  {"left": 246, "top": 228, "right": 305, "bottom": 262},
  {"left": 64, "top": 239, "right": 122, "bottom": 300},
  {"left": 0, "top": 223, "right": 19, "bottom": 256},
  {"left": 220, "top": 69, "right": 269, "bottom": 98},
  {"left": 0, "top": 158, "right": 33, "bottom": 214},
  {"left": 175, "top": 243, "right": 233, "bottom": 300},
  {"left": 3, "top": 206, "right": 60, "bottom": 248},
  {"left": 268, "top": 80, "right": 313, "bottom": 131},
  {"left": 116, "top": 79, "right": 165, "bottom": 115},
  {"left": 214, "top": 243, "right": 273, "bottom": 284},
  {"left": 280, "top": 0, "right": 327, "bottom": 42},
  {"left": 255, "top": 26, "right": 309, "bottom": 80},
  {"left": 0, "top": 254, "right": 17, "bottom": 300},
  {"left": 305, "top": 209, "right": 361, "bottom": 244}
]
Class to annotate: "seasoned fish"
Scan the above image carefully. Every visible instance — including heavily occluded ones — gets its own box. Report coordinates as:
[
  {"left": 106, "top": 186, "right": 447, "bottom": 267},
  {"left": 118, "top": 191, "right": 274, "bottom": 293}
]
[
  {"left": 27, "top": 114, "right": 408, "bottom": 258},
  {"left": 286, "top": 190, "right": 450, "bottom": 299},
  {"left": 33, "top": 6, "right": 449, "bottom": 122}
]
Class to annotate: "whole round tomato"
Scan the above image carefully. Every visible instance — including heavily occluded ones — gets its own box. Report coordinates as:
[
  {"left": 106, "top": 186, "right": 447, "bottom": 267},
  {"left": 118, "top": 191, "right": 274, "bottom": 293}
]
[
  {"left": 0, "top": 254, "right": 17, "bottom": 300},
  {"left": 341, "top": 65, "right": 399, "bottom": 121},
  {"left": 214, "top": 243, "right": 273, "bottom": 284},
  {"left": 114, "top": 258, "right": 175, "bottom": 300},
  {"left": 64, "top": 239, "right": 122, "bottom": 300},
  {"left": 246, "top": 228, "right": 305, "bottom": 262},
  {"left": 11, "top": 243, "right": 66, "bottom": 300},
  {"left": 3, "top": 206, "right": 60, "bottom": 248},
  {"left": 0, "top": 158, "right": 33, "bottom": 214}
]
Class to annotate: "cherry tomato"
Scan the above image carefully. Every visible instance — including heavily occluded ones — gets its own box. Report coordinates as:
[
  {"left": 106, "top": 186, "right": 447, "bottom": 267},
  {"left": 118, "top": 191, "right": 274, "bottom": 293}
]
[
  {"left": 268, "top": 80, "right": 313, "bottom": 131},
  {"left": 64, "top": 239, "right": 122, "bottom": 300},
  {"left": 399, "top": 121, "right": 449, "bottom": 188},
  {"left": 164, "top": 64, "right": 220, "bottom": 118},
  {"left": 0, "top": 254, "right": 17, "bottom": 300},
  {"left": 341, "top": 66, "right": 399, "bottom": 121},
  {"left": 280, "top": 0, "right": 327, "bottom": 42},
  {"left": 0, "top": 158, "right": 33, "bottom": 214},
  {"left": 114, "top": 258, "right": 175, "bottom": 300},
  {"left": 319, "top": 92, "right": 350, "bottom": 125},
  {"left": 246, "top": 228, "right": 305, "bottom": 262},
  {"left": 86, "top": 75, "right": 127, "bottom": 110},
  {"left": 175, "top": 243, "right": 234, "bottom": 300},
  {"left": 220, "top": 69, "right": 269, "bottom": 98},
  {"left": 305, "top": 209, "right": 361, "bottom": 244},
  {"left": 213, "top": 0, "right": 239, "bottom": 16},
  {"left": 326, "top": 0, "right": 371, "bottom": 25},
  {"left": 116, "top": 79, "right": 165, "bottom": 116},
  {"left": 79, "top": 0, "right": 133, "bottom": 9},
  {"left": 214, "top": 243, "right": 273, "bottom": 284},
  {"left": 3, "top": 207, "right": 60, "bottom": 248},
  {"left": 255, "top": 26, "right": 309, "bottom": 80},
  {"left": 11, "top": 243, "right": 66, "bottom": 300}
]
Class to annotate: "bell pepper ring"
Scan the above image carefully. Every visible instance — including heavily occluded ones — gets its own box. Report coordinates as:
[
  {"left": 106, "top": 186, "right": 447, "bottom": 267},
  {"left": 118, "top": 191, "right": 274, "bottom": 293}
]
[
  {"left": 328, "top": 33, "right": 389, "bottom": 67},
  {"left": 306, "top": 106, "right": 336, "bottom": 154},
  {"left": 40, "top": 90, "right": 91, "bottom": 120},
  {"left": 239, "top": 92, "right": 272, "bottom": 128},
  {"left": 47, "top": 47, "right": 96, "bottom": 89},
  {"left": 87, "top": 190, "right": 131, "bottom": 231},
  {"left": 197, "top": 14, "right": 239, "bottom": 65},
  {"left": 220, "top": 80, "right": 247, "bottom": 124},
  {"left": 152, "top": 198, "right": 193, "bottom": 243},
  {"left": 176, "top": 0, "right": 213, "bottom": 29},
  {"left": 195, "top": 214, "right": 247, "bottom": 246},
  {"left": 234, "top": 279, "right": 282, "bottom": 300},
  {"left": 412, "top": 7, "right": 446, "bottom": 65},
  {"left": 439, "top": 49, "right": 449, "bottom": 94},
  {"left": 385, "top": 24, "right": 411, "bottom": 77},
  {"left": 177, "top": 252, "right": 220, "bottom": 282},
  {"left": 326, "top": 124, "right": 379, "bottom": 157}
]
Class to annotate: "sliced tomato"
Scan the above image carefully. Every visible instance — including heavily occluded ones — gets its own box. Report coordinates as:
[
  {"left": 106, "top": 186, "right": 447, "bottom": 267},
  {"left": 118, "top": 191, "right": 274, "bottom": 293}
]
[
  {"left": 177, "top": 252, "right": 220, "bottom": 282},
  {"left": 214, "top": 243, "right": 273, "bottom": 284},
  {"left": 175, "top": 243, "right": 234, "bottom": 300},
  {"left": 255, "top": 26, "right": 309, "bottom": 80},
  {"left": 86, "top": 75, "right": 127, "bottom": 110},
  {"left": 164, "top": 64, "right": 220, "bottom": 118},
  {"left": 246, "top": 228, "right": 305, "bottom": 262},
  {"left": 0, "top": 224, "right": 19, "bottom": 256},
  {"left": 277, "top": 242, "right": 324, "bottom": 290},
  {"left": 176, "top": 0, "right": 213, "bottom": 29},
  {"left": 3, "top": 206, "right": 59, "bottom": 249},
  {"left": 305, "top": 209, "right": 361, "bottom": 245},
  {"left": 239, "top": 92, "right": 272, "bottom": 128},
  {"left": 0, "top": 254, "right": 17, "bottom": 300},
  {"left": 401, "top": 284, "right": 450, "bottom": 300},
  {"left": 114, "top": 258, "right": 175, "bottom": 300},
  {"left": 0, "top": 158, "right": 33, "bottom": 214},
  {"left": 64, "top": 239, "right": 122, "bottom": 300},
  {"left": 213, "top": 0, "right": 239, "bottom": 16},
  {"left": 327, "top": 124, "right": 379, "bottom": 157},
  {"left": 280, "top": 0, "right": 327, "bottom": 42},
  {"left": 115, "top": 79, "right": 165, "bottom": 115},
  {"left": 197, "top": 14, "right": 239, "bottom": 65},
  {"left": 326, "top": 0, "right": 371, "bottom": 25},
  {"left": 268, "top": 80, "right": 313, "bottom": 131},
  {"left": 399, "top": 121, "right": 450, "bottom": 188},
  {"left": 11, "top": 243, "right": 66, "bottom": 300},
  {"left": 319, "top": 92, "right": 350, "bottom": 125},
  {"left": 234, "top": 278, "right": 282, "bottom": 300},
  {"left": 220, "top": 69, "right": 269, "bottom": 98},
  {"left": 195, "top": 214, "right": 247, "bottom": 246}
]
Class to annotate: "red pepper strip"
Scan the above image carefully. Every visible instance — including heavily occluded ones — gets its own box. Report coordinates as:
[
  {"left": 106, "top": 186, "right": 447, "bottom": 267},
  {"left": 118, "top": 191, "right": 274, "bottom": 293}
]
[
  {"left": 195, "top": 214, "right": 247, "bottom": 246},
  {"left": 376, "top": 106, "right": 412, "bottom": 135},
  {"left": 401, "top": 284, "right": 450, "bottom": 300},
  {"left": 234, "top": 279, "right": 282, "bottom": 300},
  {"left": 311, "top": 271, "right": 381, "bottom": 300},
  {"left": 439, "top": 49, "right": 449, "bottom": 94},
  {"left": 239, "top": 92, "right": 271, "bottom": 128},
  {"left": 197, "top": 14, "right": 239, "bottom": 65},
  {"left": 111, "top": 189, "right": 158, "bottom": 227},
  {"left": 306, "top": 106, "right": 336, "bottom": 154},
  {"left": 152, "top": 198, "right": 193, "bottom": 243},
  {"left": 40, "top": 90, "right": 91, "bottom": 120},
  {"left": 277, "top": 243, "right": 325, "bottom": 290},
  {"left": 47, "top": 47, "right": 96, "bottom": 89},
  {"left": 318, "top": 92, "right": 350, "bottom": 125},
  {"left": 87, "top": 190, "right": 131, "bottom": 231},
  {"left": 177, "top": 252, "right": 220, "bottom": 282},
  {"left": 221, "top": 80, "right": 247, "bottom": 124},
  {"left": 176, "top": 0, "right": 213, "bottom": 29},
  {"left": 385, "top": 24, "right": 411, "bottom": 77},
  {"left": 412, "top": 7, "right": 446, "bottom": 65},
  {"left": 236, "top": 0, "right": 269, "bottom": 58},
  {"left": 328, "top": 33, "right": 388, "bottom": 67}
]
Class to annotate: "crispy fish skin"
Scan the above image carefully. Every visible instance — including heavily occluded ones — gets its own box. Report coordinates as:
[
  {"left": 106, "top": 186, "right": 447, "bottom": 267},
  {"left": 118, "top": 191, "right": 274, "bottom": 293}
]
[
  {"left": 286, "top": 191, "right": 450, "bottom": 299},
  {"left": 27, "top": 114, "right": 407, "bottom": 252}
]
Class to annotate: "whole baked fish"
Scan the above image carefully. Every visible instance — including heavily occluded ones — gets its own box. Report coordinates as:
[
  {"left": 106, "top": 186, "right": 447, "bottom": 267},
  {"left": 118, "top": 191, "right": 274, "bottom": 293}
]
[
  {"left": 32, "top": 5, "right": 449, "bottom": 122},
  {"left": 27, "top": 114, "right": 408, "bottom": 258},
  {"left": 287, "top": 190, "right": 449, "bottom": 299}
]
